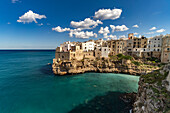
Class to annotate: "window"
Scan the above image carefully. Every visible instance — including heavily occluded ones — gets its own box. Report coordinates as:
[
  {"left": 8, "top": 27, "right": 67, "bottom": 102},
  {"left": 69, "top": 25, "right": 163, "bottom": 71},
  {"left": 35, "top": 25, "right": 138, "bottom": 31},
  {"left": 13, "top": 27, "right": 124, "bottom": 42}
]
[
  {"left": 62, "top": 55, "right": 64, "bottom": 58},
  {"left": 158, "top": 44, "right": 160, "bottom": 47},
  {"left": 158, "top": 38, "right": 160, "bottom": 40},
  {"left": 154, "top": 45, "right": 156, "bottom": 47},
  {"left": 144, "top": 49, "right": 145, "bottom": 51},
  {"left": 157, "top": 49, "right": 159, "bottom": 51},
  {"left": 168, "top": 48, "right": 170, "bottom": 51},
  {"left": 155, "top": 38, "right": 156, "bottom": 40},
  {"left": 154, "top": 49, "right": 155, "bottom": 51},
  {"left": 104, "top": 49, "right": 107, "bottom": 51}
]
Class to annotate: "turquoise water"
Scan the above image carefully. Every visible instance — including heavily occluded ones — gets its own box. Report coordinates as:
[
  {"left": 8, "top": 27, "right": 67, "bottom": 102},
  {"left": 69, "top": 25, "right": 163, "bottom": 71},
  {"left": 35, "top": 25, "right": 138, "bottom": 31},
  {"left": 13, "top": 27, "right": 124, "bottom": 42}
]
[{"left": 0, "top": 50, "right": 139, "bottom": 113}]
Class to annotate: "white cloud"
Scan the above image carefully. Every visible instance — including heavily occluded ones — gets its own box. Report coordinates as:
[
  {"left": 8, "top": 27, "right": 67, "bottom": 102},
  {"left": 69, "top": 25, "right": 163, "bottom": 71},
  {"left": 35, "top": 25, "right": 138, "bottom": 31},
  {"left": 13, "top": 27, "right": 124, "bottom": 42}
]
[
  {"left": 12, "top": 0, "right": 20, "bottom": 3},
  {"left": 110, "top": 25, "right": 129, "bottom": 32},
  {"left": 69, "top": 31, "right": 97, "bottom": 39},
  {"left": 134, "top": 32, "right": 138, "bottom": 35},
  {"left": 145, "top": 32, "right": 155, "bottom": 34},
  {"left": 98, "top": 26, "right": 110, "bottom": 36},
  {"left": 38, "top": 23, "right": 43, "bottom": 26},
  {"left": 132, "top": 25, "right": 139, "bottom": 28},
  {"left": 110, "top": 25, "right": 116, "bottom": 32},
  {"left": 106, "top": 35, "right": 117, "bottom": 40},
  {"left": 156, "top": 29, "right": 165, "bottom": 33},
  {"left": 7, "top": 22, "right": 11, "bottom": 24},
  {"left": 119, "top": 35, "right": 126, "bottom": 39},
  {"left": 52, "top": 26, "right": 70, "bottom": 32},
  {"left": 93, "top": 8, "right": 122, "bottom": 20},
  {"left": 17, "top": 10, "right": 46, "bottom": 24},
  {"left": 70, "top": 18, "right": 103, "bottom": 30},
  {"left": 150, "top": 27, "right": 156, "bottom": 30}
]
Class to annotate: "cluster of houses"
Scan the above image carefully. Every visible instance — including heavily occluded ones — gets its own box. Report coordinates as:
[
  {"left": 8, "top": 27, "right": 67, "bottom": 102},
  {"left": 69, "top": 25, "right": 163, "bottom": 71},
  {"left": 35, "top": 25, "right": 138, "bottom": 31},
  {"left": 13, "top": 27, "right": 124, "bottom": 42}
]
[{"left": 54, "top": 33, "right": 170, "bottom": 63}]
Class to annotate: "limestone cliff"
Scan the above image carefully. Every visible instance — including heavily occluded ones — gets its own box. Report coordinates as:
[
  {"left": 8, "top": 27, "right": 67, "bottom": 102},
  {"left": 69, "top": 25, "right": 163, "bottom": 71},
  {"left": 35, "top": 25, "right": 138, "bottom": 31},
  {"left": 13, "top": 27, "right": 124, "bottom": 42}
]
[
  {"left": 133, "top": 64, "right": 170, "bottom": 113},
  {"left": 52, "top": 56, "right": 159, "bottom": 76}
]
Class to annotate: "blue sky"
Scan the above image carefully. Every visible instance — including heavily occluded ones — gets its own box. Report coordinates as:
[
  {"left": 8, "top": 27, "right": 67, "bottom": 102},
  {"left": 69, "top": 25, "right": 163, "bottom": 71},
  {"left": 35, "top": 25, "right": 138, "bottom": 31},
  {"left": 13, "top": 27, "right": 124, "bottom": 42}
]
[{"left": 0, "top": 0, "right": 170, "bottom": 49}]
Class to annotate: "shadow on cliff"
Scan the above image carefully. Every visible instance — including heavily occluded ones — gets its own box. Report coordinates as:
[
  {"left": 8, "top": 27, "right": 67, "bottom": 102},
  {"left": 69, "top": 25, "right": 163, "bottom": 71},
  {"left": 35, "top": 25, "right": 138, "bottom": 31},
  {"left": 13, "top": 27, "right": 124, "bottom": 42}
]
[
  {"left": 69, "top": 91, "right": 136, "bottom": 113},
  {"left": 40, "top": 64, "right": 53, "bottom": 75}
]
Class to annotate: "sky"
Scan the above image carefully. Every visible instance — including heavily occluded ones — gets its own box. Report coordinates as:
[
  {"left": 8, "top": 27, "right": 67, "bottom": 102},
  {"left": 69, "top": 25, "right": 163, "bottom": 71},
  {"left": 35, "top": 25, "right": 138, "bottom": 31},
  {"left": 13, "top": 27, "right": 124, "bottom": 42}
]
[{"left": 0, "top": 0, "right": 170, "bottom": 49}]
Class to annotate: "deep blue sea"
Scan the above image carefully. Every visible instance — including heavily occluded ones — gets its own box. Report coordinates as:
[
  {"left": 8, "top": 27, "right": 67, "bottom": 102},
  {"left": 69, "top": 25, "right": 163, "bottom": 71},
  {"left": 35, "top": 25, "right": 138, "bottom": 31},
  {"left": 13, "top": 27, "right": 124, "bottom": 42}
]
[{"left": 0, "top": 50, "right": 139, "bottom": 113}]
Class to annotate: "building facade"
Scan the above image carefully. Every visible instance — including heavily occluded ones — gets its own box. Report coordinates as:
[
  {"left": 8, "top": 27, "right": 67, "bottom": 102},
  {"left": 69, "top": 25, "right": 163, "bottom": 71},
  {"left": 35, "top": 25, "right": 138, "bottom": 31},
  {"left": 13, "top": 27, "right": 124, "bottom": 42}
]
[{"left": 161, "top": 35, "right": 170, "bottom": 63}]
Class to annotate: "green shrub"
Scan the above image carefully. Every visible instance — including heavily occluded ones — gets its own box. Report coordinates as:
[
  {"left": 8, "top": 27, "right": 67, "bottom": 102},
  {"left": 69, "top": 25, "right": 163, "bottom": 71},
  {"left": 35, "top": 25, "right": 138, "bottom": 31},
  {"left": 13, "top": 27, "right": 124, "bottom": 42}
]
[
  {"left": 122, "top": 55, "right": 133, "bottom": 60},
  {"left": 117, "top": 54, "right": 123, "bottom": 58},
  {"left": 132, "top": 61, "right": 141, "bottom": 66}
]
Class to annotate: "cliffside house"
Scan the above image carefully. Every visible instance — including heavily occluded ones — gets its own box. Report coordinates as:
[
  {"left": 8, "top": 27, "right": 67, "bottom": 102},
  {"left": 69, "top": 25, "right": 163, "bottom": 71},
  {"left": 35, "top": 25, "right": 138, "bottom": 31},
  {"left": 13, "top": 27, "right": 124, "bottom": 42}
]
[{"left": 161, "top": 34, "right": 170, "bottom": 63}]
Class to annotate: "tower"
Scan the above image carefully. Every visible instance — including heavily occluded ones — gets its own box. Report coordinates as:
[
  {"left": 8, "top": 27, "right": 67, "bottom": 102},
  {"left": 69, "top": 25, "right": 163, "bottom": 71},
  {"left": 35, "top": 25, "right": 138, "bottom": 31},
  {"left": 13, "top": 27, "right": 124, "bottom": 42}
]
[{"left": 128, "top": 33, "right": 134, "bottom": 40}]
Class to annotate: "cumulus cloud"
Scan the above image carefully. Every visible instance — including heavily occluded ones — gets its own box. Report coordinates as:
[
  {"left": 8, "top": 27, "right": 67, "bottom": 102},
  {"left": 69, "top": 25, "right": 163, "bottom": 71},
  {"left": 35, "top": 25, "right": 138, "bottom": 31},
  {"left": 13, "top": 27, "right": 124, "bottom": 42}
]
[
  {"left": 93, "top": 8, "right": 122, "bottom": 20},
  {"left": 70, "top": 18, "right": 103, "bottom": 30},
  {"left": 156, "top": 29, "right": 165, "bottom": 33},
  {"left": 150, "top": 27, "right": 157, "bottom": 30},
  {"left": 110, "top": 25, "right": 129, "bottom": 32},
  {"left": 7, "top": 22, "right": 11, "bottom": 24},
  {"left": 69, "top": 31, "right": 97, "bottom": 39},
  {"left": 17, "top": 10, "right": 46, "bottom": 24},
  {"left": 110, "top": 25, "right": 116, "bottom": 32},
  {"left": 98, "top": 26, "right": 110, "bottom": 36},
  {"left": 52, "top": 26, "right": 71, "bottom": 32},
  {"left": 132, "top": 25, "right": 139, "bottom": 28}
]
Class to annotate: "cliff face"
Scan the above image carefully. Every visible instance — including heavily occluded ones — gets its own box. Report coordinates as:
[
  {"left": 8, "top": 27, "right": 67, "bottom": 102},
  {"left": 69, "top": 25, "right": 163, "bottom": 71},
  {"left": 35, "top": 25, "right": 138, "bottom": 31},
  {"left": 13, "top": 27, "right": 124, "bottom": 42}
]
[
  {"left": 52, "top": 57, "right": 159, "bottom": 76},
  {"left": 133, "top": 64, "right": 170, "bottom": 113}
]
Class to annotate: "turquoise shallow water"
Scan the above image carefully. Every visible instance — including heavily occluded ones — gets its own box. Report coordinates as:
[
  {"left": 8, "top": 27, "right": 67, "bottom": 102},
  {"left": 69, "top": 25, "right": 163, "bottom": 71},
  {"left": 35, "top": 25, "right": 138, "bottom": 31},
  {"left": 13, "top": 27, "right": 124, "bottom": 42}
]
[{"left": 0, "top": 50, "right": 139, "bottom": 113}]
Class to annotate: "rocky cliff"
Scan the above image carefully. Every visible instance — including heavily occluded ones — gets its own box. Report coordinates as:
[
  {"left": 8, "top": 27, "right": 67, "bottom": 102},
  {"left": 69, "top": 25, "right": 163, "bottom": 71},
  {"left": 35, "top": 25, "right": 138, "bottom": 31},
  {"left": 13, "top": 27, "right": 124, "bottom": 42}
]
[
  {"left": 52, "top": 56, "right": 159, "bottom": 76},
  {"left": 133, "top": 64, "right": 170, "bottom": 113}
]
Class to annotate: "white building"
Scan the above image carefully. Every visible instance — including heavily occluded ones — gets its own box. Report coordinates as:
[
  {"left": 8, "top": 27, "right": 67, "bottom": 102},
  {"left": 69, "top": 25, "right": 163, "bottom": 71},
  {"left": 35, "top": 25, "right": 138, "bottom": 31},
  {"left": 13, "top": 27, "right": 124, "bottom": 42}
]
[
  {"left": 94, "top": 39, "right": 104, "bottom": 47},
  {"left": 60, "top": 41, "right": 74, "bottom": 52},
  {"left": 147, "top": 35, "right": 163, "bottom": 52},
  {"left": 81, "top": 41, "right": 95, "bottom": 52}
]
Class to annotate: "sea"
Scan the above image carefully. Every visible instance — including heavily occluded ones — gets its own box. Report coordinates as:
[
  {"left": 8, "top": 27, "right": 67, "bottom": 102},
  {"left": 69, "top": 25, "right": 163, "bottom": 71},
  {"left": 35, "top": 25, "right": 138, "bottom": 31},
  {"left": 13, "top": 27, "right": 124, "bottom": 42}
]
[{"left": 0, "top": 50, "right": 139, "bottom": 113}]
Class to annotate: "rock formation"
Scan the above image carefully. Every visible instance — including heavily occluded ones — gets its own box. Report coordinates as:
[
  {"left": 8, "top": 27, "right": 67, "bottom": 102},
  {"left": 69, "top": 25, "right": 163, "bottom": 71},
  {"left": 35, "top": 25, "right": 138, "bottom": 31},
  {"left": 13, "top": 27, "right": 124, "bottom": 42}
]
[
  {"left": 133, "top": 64, "right": 170, "bottom": 113},
  {"left": 52, "top": 56, "right": 159, "bottom": 76}
]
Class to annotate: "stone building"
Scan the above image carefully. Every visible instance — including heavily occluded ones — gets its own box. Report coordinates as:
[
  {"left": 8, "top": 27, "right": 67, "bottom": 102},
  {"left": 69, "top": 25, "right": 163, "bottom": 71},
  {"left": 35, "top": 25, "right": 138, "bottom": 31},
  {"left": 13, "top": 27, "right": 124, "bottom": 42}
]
[
  {"left": 95, "top": 46, "right": 110, "bottom": 58},
  {"left": 161, "top": 34, "right": 170, "bottom": 63},
  {"left": 132, "top": 36, "right": 148, "bottom": 57},
  {"left": 55, "top": 45, "right": 84, "bottom": 61},
  {"left": 107, "top": 39, "right": 127, "bottom": 56}
]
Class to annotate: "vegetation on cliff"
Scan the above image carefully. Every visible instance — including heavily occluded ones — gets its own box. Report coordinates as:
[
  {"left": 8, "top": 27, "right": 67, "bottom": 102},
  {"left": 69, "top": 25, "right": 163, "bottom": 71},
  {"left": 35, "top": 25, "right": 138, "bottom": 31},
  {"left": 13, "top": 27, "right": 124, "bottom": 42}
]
[{"left": 133, "top": 64, "right": 170, "bottom": 113}]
